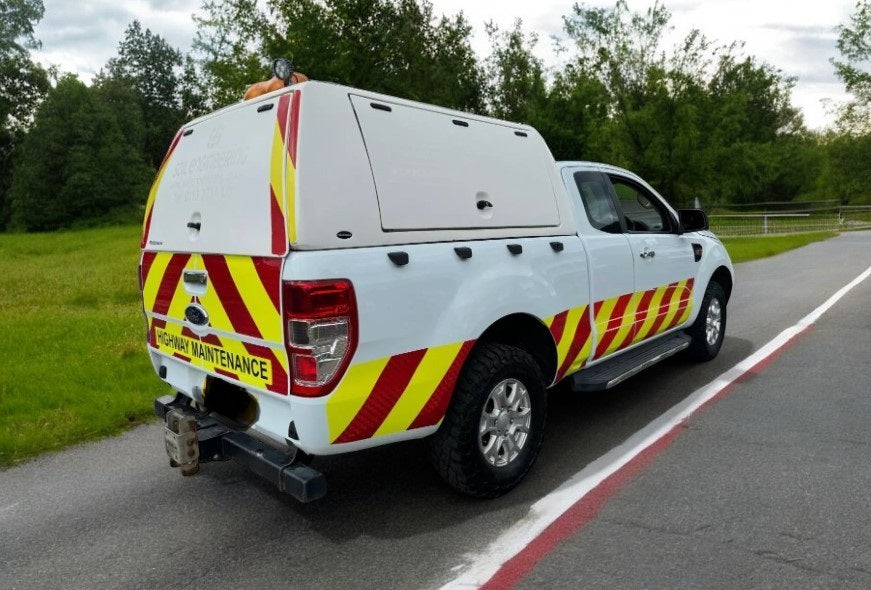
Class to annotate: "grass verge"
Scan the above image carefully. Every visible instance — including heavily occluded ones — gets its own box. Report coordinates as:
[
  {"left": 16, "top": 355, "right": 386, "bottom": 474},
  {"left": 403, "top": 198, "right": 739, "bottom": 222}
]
[
  {"left": 0, "top": 225, "right": 166, "bottom": 467},
  {"left": 721, "top": 231, "right": 838, "bottom": 263}
]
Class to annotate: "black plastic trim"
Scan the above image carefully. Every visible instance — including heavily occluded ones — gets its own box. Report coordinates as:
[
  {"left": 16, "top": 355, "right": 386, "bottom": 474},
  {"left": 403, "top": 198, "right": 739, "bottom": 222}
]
[
  {"left": 454, "top": 247, "right": 473, "bottom": 260},
  {"left": 371, "top": 102, "right": 392, "bottom": 112},
  {"left": 507, "top": 244, "right": 523, "bottom": 255},
  {"left": 257, "top": 103, "right": 274, "bottom": 112},
  {"left": 154, "top": 395, "right": 326, "bottom": 502},
  {"left": 182, "top": 128, "right": 193, "bottom": 136},
  {"left": 452, "top": 119, "right": 469, "bottom": 127},
  {"left": 550, "top": 241, "right": 564, "bottom": 252},
  {"left": 388, "top": 251, "right": 409, "bottom": 266},
  {"left": 514, "top": 131, "right": 528, "bottom": 137}
]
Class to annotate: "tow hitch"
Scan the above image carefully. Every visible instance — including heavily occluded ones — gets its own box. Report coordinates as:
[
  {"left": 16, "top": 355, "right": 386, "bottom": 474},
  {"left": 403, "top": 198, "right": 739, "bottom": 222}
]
[{"left": 154, "top": 394, "right": 326, "bottom": 502}]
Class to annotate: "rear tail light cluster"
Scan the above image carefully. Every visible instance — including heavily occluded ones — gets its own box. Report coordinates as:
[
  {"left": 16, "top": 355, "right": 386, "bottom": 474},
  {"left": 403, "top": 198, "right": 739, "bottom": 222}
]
[{"left": 283, "top": 280, "right": 358, "bottom": 397}]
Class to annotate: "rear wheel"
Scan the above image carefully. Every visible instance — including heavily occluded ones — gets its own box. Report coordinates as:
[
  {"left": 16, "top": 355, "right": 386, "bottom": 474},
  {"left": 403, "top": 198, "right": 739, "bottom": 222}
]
[
  {"left": 428, "top": 343, "right": 547, "bottom": 498},
  {"left": 684, "top": 280, "right": 727, "bottom": 361}
]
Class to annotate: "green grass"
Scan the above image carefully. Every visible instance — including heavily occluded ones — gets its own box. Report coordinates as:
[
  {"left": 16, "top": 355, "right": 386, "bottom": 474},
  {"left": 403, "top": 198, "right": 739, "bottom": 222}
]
[
  {"left": 0, "top": 225, "right": 842, "bottom": 467},
  {"left": 721, "top": 231, "right": 838, "bottom": 263},
  {"left": 0, "top": 225, "right": 166, "bottom": 467}
]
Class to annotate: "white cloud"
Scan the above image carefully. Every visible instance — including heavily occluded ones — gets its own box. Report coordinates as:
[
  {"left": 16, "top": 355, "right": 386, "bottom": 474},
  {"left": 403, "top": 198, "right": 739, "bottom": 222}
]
[{"left": 33, "top": 0, "right": 199, "bottom": 80}]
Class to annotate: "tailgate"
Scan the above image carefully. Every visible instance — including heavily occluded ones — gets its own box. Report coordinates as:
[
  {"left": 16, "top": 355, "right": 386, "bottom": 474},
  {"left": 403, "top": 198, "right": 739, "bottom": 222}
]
[
  {"left": 140, "top": 252, "right": 289, "bottom": 396},
  {"left": 139, "top": 91, "right": 300, "bottom": 397}
]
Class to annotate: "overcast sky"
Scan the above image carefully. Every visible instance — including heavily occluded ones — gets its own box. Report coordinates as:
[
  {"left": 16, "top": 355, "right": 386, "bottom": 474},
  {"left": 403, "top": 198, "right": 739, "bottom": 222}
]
[{"left": 32, "top": 0, "right": 858, "bottom": 130}]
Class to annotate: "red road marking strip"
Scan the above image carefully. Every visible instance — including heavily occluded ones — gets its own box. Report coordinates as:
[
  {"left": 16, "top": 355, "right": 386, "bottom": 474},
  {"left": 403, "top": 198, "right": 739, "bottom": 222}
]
[
  {"left": 479, "top": 322, "right": 817, "bottom": 589},
  {"left": 481, "top": 426, "right": 685, "bottom": 590}
]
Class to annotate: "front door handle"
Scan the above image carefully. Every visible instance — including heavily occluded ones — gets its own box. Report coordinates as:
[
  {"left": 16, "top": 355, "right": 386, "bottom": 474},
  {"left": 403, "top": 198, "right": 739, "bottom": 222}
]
[{"left": 639, "top": 249, "right": 656, "bottom": 259}]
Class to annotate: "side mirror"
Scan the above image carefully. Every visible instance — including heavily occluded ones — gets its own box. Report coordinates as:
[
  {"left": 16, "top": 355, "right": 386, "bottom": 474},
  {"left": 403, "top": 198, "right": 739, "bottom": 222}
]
[{"left": 679, "top": 209, "right": 709, "bottom": 232}]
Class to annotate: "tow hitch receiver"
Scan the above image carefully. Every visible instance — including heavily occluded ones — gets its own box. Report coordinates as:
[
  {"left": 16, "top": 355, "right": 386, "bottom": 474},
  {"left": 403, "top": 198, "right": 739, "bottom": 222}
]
[
  {"left": 164, "top": 408, "right": 199, "bottom": 476},
  {"left": 155, "top": 394, "right": 326, "bottom": 502}
]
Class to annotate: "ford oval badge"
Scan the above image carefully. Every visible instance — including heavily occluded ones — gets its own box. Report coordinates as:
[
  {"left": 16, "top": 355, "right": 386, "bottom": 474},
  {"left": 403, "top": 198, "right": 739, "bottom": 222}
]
[{"left": 184, "top": 303, "right": 209, "bottom": 326}]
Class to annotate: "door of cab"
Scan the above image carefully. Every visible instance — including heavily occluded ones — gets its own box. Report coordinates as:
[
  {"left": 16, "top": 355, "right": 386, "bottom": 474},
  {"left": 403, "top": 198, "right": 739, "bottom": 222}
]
[
  {"left": 564, "top": 169, "right": 635, "bottom": 363},
  {"left": 603, "top": 172, "right": 697, "bottom": 345}
]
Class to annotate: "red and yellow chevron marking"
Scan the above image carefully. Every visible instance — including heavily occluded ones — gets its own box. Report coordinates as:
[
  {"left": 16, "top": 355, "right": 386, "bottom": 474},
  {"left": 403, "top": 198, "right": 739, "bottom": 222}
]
[
  {"left": 632, "top": 278, "right": 694, "bottom": 344},
  {"left": 543, "top": 278, "right": 696, "bottom": 382},
  {"left": 546, "top": 305, "right": 593, "bottom": 383},
  {"left": 271, "top": 91, "right": 300, "bottom": 250},
  {"left": 592, "top": 278, "right": 695, "bottom": 361},
  {"left": 140, "top": 251, "right": 289, "bottom": 396},
  {"left": 140, "top": 129, "right": 183, "bottom": 248},
  {"left": 326, "top": 341, "right": 475, "bottom": 444}
]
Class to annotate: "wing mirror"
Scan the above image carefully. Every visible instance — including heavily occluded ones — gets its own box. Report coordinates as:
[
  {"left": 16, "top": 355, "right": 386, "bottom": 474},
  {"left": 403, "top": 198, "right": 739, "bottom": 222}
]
[{"left": 678, "top": 209, "right": 709, "bottom": 232}]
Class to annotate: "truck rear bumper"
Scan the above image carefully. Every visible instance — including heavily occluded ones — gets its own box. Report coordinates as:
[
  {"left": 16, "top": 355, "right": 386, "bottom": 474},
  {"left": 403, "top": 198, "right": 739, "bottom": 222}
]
[{"left": 154, "top": 394, "right": 326, "bottom": 502}]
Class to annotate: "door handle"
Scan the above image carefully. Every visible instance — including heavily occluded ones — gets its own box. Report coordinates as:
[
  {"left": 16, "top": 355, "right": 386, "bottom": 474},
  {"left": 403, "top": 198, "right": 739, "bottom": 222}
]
[
  {"left": 639, "top": 249, "right": 656, "bottom": 259},
  {"left": 183, "top": 270, "right": 208, "bottom": 286}
]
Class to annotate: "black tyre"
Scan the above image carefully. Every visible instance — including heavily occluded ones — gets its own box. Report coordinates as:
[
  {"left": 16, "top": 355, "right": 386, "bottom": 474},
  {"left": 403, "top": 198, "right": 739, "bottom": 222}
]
[
  {"left": 428, "top": 342, "right": 547, "bottom": 498},
  {"left": 683, "top": 280, "right": 727, "bottom": 361}
]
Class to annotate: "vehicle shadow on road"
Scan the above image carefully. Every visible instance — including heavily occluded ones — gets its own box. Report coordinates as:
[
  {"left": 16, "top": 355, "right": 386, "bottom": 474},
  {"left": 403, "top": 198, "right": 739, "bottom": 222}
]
[{"left": 193, "top": 336, "right": 756, "bottom": 543}]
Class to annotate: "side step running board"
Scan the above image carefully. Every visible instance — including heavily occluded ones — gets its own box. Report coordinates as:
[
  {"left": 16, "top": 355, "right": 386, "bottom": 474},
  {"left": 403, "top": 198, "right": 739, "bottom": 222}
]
[
  {"left": 155, "top": 394, "right": 326, "bottom": 502},
  {"left": 569, "top": 333, "right": 691, "bottom": 392}
]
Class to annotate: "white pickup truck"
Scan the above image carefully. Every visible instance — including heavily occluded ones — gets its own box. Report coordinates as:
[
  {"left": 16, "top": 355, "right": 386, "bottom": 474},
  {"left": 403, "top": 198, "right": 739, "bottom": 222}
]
[{"left": 140, "top": 79, "right": 733, "bottom": 501}]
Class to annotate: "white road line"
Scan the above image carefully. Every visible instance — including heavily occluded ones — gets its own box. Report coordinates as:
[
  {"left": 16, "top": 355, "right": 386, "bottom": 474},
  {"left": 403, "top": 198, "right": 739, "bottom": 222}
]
[{"left": 441, "top": 264, "right": 871, "bottom": 589}]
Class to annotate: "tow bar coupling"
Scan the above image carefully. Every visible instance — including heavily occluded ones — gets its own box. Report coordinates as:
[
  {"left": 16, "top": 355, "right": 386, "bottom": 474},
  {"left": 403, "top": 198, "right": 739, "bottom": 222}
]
[
  {"left": 155, "top": 394, "right": 327, "bottom": 502},
  {"left": 164, "top": 408, "right": 199, "bottom": 475}
]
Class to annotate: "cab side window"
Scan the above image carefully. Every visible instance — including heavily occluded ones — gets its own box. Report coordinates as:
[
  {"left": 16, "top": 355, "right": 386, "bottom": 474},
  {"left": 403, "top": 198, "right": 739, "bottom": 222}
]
[
  {"left": 573, "top": 171, "right": 622, "bottom": 234},
  {"left": 607, "top": 176, "right": 672, "bottom": 233}
]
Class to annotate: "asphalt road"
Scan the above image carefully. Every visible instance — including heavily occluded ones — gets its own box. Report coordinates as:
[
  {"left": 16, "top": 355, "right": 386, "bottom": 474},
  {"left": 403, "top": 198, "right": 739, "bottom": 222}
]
[{"left": 2, "top": 231, "right": 870, "bottom": 589}]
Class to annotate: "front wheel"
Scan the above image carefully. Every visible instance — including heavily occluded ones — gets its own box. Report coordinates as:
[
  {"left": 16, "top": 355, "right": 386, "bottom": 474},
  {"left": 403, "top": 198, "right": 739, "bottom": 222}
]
[
  {"left": 683, "top": 280, "right": 727, "bottom": 361},
  {"left": 428, "top": 343, "right": 547, "bottom": 498}
]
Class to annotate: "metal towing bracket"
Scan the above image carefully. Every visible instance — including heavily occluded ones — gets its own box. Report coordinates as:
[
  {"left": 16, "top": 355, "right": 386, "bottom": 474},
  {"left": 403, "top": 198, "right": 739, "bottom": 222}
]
[{"left": 154, "top": 394, "right": 327, "bottom": 502}]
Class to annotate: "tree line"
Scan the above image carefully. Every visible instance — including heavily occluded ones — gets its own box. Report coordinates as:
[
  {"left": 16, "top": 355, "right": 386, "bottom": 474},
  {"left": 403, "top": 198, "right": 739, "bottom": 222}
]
[{"left": 1, "top": 0, "right": 870, "bottom": 232}]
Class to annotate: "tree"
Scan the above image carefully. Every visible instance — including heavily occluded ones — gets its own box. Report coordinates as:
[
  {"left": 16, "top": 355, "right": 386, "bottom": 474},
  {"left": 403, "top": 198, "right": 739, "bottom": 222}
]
[
  {"left": 193, "top": 0, "right": 485, "bottom": 112},
  {"left": 100, "top": 20, "right": 196, "bottom": 169},
  {"left": 8, "top": 76, "right": 153, "bottom": 231},
  {"left": 483, "top": 20, "right": 546, "bottom": 122},
  {"left": 833, "top": 0, "right": 871, "bottom": 133},
  {"left": 559, "top": 1, "right": 805, "bottom": 206},
  {"left": 0, "top": 0, "right": 50, "bottom": 229},
  {"left": 192, "top": 0, "right": 266, "bottom": 109},
  {"left": 826, "top": 1, "right": 871, "bottom": 205},
  {"left": 0, "top": 0, "right": 43, "bottom": 55}
]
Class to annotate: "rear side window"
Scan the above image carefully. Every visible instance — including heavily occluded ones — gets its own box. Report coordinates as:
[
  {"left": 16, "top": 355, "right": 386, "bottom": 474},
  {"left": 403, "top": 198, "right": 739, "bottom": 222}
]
[{"left": 573, "top": 171, "right": 621, "bottom": 233}]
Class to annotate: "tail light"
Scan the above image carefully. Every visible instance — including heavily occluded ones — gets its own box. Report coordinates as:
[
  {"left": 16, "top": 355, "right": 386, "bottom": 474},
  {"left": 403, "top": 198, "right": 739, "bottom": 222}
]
[{"left": 283, "top": 279, "right": 358, "bottom": 397}]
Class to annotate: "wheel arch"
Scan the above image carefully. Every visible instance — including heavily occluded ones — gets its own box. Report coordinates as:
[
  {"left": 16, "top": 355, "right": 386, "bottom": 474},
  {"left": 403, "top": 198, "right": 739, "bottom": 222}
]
[
  {"left": 472, "top": 313, "right": 558, "bottom": 386},
  {"left": 710, "top": 265, "right": 733, "bottom": 302}
]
